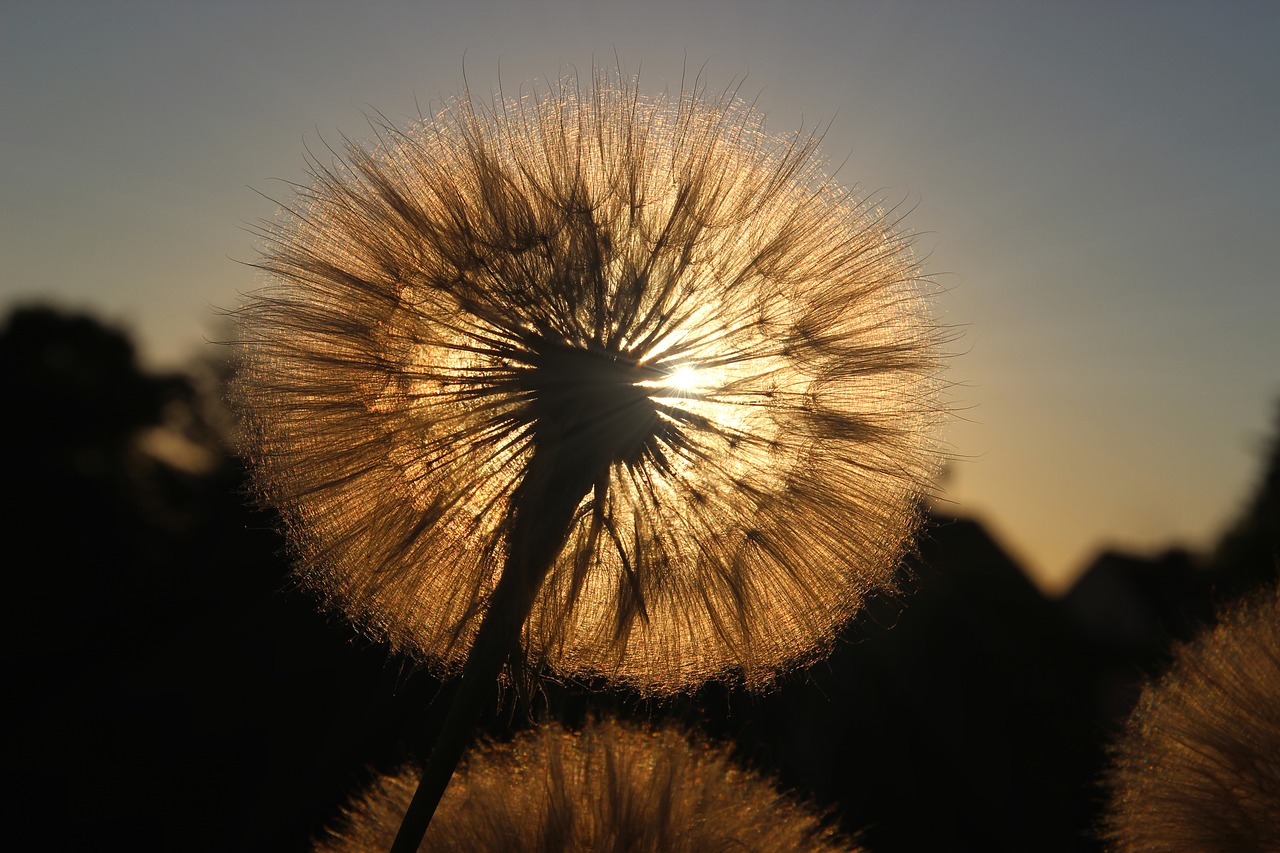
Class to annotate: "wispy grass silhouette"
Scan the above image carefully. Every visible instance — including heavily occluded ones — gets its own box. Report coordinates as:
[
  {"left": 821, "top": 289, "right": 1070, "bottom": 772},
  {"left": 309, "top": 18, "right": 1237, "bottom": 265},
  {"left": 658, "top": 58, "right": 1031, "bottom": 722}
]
[{"left": 316, "top": 718, "right": 862, "bottom": 852}]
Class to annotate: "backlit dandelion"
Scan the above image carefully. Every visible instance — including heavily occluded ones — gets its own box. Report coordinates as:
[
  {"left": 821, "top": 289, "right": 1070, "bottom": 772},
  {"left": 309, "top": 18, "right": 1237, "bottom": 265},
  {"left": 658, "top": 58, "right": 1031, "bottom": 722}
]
[
  {"left": 315, "top": 718, "right": 862, "bottom": 852},
  {"left": 235, "top": 69, "right": 943, "bottom": 693},
  {"left": 1103, "top": 582, "right": 1280, "bottom": 851},
  {"left": 234, "top": 67, "right": 944, "bottom": 844}
]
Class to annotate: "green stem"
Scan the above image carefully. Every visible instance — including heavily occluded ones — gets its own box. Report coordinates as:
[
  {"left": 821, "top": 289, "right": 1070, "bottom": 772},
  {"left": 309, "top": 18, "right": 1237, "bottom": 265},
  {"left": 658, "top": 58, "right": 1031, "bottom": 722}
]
[{"left": 389, "top": 446, "right": 594, "bottom": 852}]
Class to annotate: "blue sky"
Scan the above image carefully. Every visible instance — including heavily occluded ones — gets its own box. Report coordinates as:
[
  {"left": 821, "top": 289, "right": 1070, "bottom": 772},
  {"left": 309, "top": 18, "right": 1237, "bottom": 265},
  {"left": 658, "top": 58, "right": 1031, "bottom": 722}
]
[{"left": 4, "top": 0, "right": 1278, "bottom": 591}]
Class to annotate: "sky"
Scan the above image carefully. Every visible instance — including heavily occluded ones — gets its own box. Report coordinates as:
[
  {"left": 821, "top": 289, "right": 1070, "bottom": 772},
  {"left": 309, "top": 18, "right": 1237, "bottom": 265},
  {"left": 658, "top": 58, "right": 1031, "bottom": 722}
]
[{"left": 3, "top": 0, "right": 1277, "bottom": 594}]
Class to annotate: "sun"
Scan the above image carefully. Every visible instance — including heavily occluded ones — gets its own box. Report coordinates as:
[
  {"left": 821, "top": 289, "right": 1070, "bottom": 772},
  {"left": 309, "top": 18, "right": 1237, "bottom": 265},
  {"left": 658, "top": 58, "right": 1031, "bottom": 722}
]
[
  {"left": 666, "top": 365, "right": 699, "bottom": 392},
  {"left": 637, "top": 363, "right": 711, "bottom": 398}
]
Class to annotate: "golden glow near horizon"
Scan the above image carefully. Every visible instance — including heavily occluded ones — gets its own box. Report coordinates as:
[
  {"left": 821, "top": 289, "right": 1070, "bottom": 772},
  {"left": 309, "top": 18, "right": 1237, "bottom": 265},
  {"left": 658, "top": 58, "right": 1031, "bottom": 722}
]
[{"left": 9, "top": 5, "right": 1280, "bottom": 597}]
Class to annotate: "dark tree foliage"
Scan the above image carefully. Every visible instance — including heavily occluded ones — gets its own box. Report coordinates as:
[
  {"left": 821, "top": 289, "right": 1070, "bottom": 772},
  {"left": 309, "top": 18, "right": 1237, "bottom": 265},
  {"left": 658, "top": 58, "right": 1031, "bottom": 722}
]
[
  {"left": 1, "top": 307, "right": 441, "bottom": 850},
  {"left": 3, "top": 304, "right": 1276, "bottom": 851},
  {"left": 1211, "top": 402, "right": 1280, "bottom": 597}
]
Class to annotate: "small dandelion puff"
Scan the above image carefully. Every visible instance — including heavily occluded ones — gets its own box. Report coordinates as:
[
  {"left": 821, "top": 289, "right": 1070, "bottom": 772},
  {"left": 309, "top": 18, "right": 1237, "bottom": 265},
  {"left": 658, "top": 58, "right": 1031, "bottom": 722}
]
[
  {"left": 233, "top": 68, "right": 945, "bottom": 694},
  {"left": 315, "top": 718, "right": 863, "bottom": 852},
  {"left": 1103, "top": 582, "right": 1280, "bottom": 852}
]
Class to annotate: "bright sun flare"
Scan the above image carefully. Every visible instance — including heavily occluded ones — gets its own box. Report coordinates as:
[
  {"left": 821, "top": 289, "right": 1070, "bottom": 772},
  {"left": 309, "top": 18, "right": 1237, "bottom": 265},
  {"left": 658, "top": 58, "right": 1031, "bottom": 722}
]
[
  {"left": 666, "top": 366, "right": 699, "bottom": 391},
  {"left": 637, "top": 364, "right": 706, "bottom": 396}
]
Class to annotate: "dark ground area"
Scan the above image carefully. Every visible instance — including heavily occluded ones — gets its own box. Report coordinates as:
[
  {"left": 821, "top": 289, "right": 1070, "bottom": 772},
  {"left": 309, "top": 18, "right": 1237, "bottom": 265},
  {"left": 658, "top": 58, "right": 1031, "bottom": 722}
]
[{"left": 2, "top": 305, "right": 1276, "bottom": 851}]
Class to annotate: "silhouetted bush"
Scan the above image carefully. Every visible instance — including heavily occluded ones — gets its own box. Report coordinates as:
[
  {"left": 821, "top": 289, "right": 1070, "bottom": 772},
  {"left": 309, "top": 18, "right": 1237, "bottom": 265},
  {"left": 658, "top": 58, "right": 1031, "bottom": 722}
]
[{"left": 4, "top": 303, "right": 1276, "bottom": 851}]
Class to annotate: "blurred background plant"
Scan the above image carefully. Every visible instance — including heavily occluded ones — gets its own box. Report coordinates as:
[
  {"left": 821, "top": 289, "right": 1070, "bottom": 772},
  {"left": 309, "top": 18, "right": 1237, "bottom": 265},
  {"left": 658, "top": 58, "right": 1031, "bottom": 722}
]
[
  {"left": 1102, "top": 580, "right": 1280, "bottom": 852},
  {"left": 317, "top": 718, "right": 860, "bottom": 852}
]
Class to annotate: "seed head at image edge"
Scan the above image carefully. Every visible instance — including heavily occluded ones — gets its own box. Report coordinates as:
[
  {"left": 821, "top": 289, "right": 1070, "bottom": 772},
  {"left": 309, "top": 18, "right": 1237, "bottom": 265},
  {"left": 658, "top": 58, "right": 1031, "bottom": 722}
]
[{"left": 1104, "top": 581, "right": 1280, "bottom": 851}]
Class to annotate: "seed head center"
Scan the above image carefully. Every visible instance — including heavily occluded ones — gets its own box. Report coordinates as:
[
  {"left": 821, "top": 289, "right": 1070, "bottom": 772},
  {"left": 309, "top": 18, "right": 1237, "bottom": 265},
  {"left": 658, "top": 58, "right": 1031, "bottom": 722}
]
[{"left": 519, "top": 344, "right": 666, "bottom": 471}]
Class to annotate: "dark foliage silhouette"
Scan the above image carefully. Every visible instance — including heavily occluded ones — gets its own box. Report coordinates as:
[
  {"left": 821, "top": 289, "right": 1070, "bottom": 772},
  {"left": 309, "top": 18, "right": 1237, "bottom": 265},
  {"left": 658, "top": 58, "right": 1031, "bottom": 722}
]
[
  {"left": 1211, "top": 402, "right": 1280, "bottom": 597},
  {"left": 7, "top": 303, "right": 1278, "bottom": 851},
  {"left": 1, "top": 307, "right": 442, "bottom": 850}
]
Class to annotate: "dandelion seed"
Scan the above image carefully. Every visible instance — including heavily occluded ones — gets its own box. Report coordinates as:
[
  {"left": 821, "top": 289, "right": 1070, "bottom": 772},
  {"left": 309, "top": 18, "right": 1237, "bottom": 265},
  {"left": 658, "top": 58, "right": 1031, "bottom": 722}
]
[
  {"left": 234, "top": 68, "right": 943, "bottom": 693},
  {"left": 315, "top": 718, "right": 862, "bottom": 852},
  {"left": 1103, "top": 582, "right": 1280, "bottom": 852}
]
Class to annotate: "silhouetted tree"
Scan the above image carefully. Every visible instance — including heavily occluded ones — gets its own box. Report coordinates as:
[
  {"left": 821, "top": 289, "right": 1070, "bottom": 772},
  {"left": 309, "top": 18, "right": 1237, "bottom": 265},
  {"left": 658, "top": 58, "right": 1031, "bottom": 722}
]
[
  {"left": 0, "top": 306, "right": 441, "bottom": 851},
  {"left": 1211, "top": 401, "right": 1280, "bottom": 598},
  {"left": 7, "top": 303, "right": 1275, "bottom": 852}
]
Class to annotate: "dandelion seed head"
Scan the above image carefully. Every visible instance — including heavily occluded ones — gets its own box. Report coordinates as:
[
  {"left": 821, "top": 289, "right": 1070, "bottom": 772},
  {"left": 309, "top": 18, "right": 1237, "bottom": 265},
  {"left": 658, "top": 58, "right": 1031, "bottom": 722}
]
[
  {"left": 315, "top": 719, "right": 862, "bottom": 852},
  {"left": 234, "top": 69, "right": 945, "bottom": 693},
  {"left": 1103, "top": 583, "right": 1280, "bottom": 851}
]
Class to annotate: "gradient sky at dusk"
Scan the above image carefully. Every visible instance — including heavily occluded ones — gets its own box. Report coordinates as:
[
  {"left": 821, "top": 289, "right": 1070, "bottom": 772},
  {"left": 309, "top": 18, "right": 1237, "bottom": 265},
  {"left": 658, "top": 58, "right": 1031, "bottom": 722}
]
[{"left": 4, "top": 1, "right": 1277, "bottom": 592}]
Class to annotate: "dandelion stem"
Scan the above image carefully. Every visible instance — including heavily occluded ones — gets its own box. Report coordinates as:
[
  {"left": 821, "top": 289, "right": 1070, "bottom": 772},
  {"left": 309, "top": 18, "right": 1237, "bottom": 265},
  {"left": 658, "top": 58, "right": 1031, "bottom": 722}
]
[{"left": 389, "top": 444, "right": 598, "bottom": 852}]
